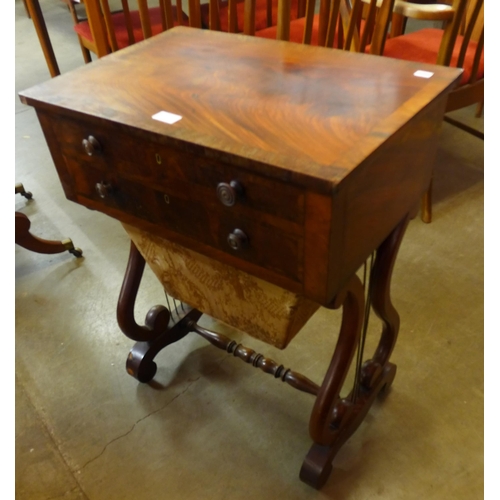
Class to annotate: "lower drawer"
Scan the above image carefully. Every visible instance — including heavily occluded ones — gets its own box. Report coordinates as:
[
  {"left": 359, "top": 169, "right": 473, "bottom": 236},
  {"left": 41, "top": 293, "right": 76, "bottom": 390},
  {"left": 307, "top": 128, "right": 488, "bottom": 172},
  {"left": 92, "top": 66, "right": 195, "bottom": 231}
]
[{"left": 63, "top": 153, "right": 304, "bottom": 283}]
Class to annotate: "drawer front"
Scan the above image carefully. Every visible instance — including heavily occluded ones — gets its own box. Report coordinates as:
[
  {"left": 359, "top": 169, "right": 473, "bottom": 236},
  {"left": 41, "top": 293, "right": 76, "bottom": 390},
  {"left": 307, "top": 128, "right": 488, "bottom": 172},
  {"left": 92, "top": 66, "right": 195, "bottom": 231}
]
[
  {"left": 51, "top": 115, "right": 305, "bottom": 284},
  {"left": 52, "top": 116, "right": 305, "bottom": 225}
]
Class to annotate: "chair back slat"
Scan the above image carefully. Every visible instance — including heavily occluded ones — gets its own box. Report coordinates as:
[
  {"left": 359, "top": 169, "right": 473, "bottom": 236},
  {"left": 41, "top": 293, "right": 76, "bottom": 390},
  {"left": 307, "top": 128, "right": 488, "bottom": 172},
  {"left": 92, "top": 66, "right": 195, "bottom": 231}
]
[
  {"left": 456, "top": 0, "right": 483, "bottom": 67},
  {"left": 137, "top": 0, "right": 153, "bottom": 38},
  {"left": 325, "top": 0, "right": 341, "bottom": 48},
  {"left": 228, "top": 0, "right": 239, "bottom": 32},
  {"left": 276, "top": 0, "right": 291, "bottom": 40},
  {"left": 266, "top": 0, "right": 273, "bottom": 28},
  {"left": 100, "top": 0, "right": 119, "bottom": 51},
  {"left": 209, "top": 0, "right": 221, "bottom": 30},
  {"left": 359, "top": 0, "right": 377, "bottom": 52},
  {"left": 187, "top": 0, "right": 201, "bottom": 27},
  {"left": 177, "top": 0, "right": 186, "bottom": 27},
  {"left": 159, "top": 0, "right": 167, "bottom": 30},
  {"left": 468, "top": 27, "right": 483, "bottom": 84},
  {"left": 303, "top": 0, "right": 319, "bottom": 45},
  {"left": 297, "top": 0, "right": 306, "bottom": 17},
  {"left": 437, "top": 0, "right": 467, "bottom": 66},
  {"left": 468, "top": 0, "right": 483, "bottom": 41},
  {"left": 120, "top": 0, "right": 136, "bottom": 46},
  {"left": 159, "top": 0, "right": 175, "bottom": 30},
  {"left": 317, "top": 0, "right": 331, "bottom": 47},
  {"left": 366, "top": 0, "right": 395, "bottom": 54},
  {"left": 83, "top": 0, "right": 111, "bottom": 56},
  {"left": 244, "top": 0, "right": 257, "bottom": 35},
  {"left": 343, "top": 0, "right": 364, "bottom": 51}
]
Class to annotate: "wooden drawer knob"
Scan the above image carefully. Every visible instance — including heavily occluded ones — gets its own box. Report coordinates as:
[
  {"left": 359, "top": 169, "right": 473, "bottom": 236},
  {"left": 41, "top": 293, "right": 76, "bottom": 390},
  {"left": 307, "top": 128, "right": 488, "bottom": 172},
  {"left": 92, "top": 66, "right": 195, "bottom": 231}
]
[
  {"left": 227, "top": 229, "right": 248, "bottom": 250},
  {"left": 95, "top": 181, "right": 113, "bottom": 199},
  {"left": 217, "top": 181, "right": 243, "bottom": 207},
  {"left": 82, "top": 136, "right": 101, "bottom": 156}
]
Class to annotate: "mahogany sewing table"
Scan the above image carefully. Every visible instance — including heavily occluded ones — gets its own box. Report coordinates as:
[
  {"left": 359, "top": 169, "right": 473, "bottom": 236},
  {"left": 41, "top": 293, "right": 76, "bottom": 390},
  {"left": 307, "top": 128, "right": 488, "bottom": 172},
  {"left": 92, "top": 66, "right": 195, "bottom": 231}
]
[{"left": 19, "top": 27, "right": 461, "bottom": 490}]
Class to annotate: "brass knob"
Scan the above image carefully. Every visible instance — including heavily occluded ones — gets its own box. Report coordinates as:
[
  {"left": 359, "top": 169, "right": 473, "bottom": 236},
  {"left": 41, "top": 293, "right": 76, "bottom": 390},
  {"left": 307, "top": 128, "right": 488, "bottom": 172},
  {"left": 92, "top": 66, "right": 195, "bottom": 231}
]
[
  {"left": 95, "top": 181, "right": 113, "bottom": 199},
  {"left": 217, "top": 181, "right": 244, "bottom": 207},
  {"left": 227, "top": 229, "right": 248, "bottom": 251},
  {"left": 82, "top": 136, "right": 101, "bottom": 156}
]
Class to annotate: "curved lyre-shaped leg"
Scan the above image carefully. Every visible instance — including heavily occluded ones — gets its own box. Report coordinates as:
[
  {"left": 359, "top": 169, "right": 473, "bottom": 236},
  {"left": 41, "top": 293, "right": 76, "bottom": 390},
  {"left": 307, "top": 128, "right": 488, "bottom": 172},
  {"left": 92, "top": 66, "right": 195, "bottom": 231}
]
[
  {"left": 300, "top": 274, "right": 365, "bottom": 488},
  {"left": 117, "top": 241, "right": 202, "bottom": 382},
  {"left": 300, "top": 216, "right": 410, "bottom": 489},
  {"left": 360, "top": 215, "right": 410, "bottom": 390}
]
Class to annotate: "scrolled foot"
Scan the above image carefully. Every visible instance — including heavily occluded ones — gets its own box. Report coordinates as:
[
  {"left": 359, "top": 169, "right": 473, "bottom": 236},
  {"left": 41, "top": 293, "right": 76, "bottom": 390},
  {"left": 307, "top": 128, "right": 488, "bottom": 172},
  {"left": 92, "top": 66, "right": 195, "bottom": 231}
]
[
  {"left": 300, "top": 444, "right": 334, "bottom": 490},
  {"left": 126, "top": 344, "right": 158, "bottom": 383},
  {"left": 124, "top": 306, "right": 202, "bottom": 383},
  {"left": 301, "top": 361, "right": 398, "bottom": 489},
  {"left": 124, "top": 305, "right": 171, "bottom": 382}
]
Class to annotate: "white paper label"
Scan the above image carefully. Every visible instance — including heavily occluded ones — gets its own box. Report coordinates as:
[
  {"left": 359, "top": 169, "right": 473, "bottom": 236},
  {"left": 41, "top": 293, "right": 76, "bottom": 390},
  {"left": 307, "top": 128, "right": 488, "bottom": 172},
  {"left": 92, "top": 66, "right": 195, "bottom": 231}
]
[
  {"left": 413, "top": 70, "right": 434, "bottom": 79},
  {"left": 152, "top": 111, "right": 183, "bottom": 125}
]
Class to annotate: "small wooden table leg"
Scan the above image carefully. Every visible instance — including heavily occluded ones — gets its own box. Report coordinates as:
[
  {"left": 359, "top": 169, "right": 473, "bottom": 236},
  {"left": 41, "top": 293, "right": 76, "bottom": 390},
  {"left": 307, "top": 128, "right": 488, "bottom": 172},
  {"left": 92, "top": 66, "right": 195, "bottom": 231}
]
[{"left": 15, "top": 212, "right": 82, "bottom": 257}]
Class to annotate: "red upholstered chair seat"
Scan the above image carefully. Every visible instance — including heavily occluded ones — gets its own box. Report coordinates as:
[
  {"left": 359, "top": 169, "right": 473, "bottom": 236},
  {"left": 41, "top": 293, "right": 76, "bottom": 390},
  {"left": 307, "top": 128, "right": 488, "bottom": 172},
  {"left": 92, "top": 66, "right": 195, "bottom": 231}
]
[
  {"left": 200, "top": 0, "right": 301, "bottom": 32},
  {"left": 74, "top": 6, "right": 187, "bottom": 49},
  {"left": 382, "top": 28, "right": 484, "bottom": 86}
]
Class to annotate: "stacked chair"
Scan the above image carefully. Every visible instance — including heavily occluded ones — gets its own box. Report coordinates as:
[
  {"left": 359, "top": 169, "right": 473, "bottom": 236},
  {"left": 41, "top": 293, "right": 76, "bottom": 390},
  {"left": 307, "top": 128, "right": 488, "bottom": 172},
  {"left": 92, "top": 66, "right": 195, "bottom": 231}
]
[
  {"left": 70, "top": 0, "right": 189, "bottom": 58},
  {"left": 381, "top": 0, "right": 484, "bottom": 222}
]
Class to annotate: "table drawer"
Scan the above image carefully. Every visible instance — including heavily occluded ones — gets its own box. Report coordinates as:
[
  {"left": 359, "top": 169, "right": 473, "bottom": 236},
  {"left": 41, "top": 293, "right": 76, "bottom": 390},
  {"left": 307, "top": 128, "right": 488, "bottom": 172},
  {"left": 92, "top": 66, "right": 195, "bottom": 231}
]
[{"left": 50, "top": 114, "right": 305, "bottom": 283}]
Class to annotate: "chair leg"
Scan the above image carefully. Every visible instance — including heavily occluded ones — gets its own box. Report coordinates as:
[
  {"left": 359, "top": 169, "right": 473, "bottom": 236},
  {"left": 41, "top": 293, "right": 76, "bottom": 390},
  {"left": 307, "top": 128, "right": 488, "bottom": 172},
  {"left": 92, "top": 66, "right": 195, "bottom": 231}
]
[
  {"left": 65, "top": 0, "right": 93, "bottom": 64},
  {"left": 390, "top": 13, "right": 406, "bottom": 37},
  {"left": 22, "top": 0, "right": 31, "bottom": 18},
  {"left": 443, "top": 115, "right": 484, "bottom": 140},
  {"left": 15, "top": 212, "right": 83, "bottom": 257},
  {"left": 80, "top": 42, "right": 93, "bottom": 64},
  {"left": 475, "top": 100, "right": 484, "bottom": 118},
  {"left": 420, "top": 179, "right": 433, "bottom": 224}
]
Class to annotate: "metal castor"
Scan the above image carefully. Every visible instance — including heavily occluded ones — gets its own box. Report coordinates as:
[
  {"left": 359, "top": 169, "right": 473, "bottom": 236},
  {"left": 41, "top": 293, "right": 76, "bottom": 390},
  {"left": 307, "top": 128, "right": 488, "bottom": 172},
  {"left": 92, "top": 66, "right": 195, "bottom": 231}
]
[{"left": 15, "top": 183, "right": 33, "bottom": 200}]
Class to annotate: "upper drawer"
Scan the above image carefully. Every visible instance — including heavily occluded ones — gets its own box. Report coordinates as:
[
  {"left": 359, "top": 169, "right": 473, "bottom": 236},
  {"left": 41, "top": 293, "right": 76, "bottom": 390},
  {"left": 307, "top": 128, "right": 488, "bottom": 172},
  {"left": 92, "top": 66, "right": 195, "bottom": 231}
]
[{"left": 51, "top": 116, "right": 305, "bottom": 226}]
